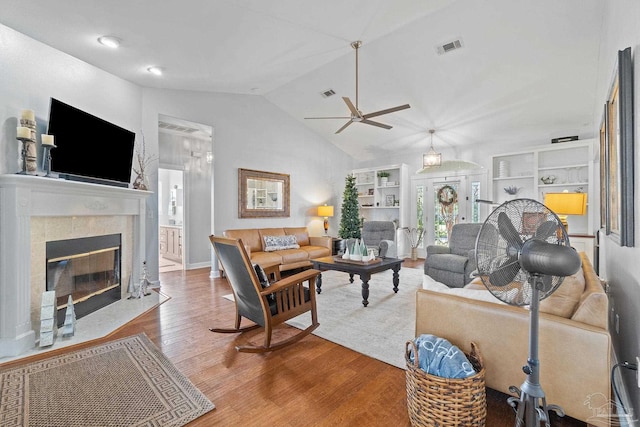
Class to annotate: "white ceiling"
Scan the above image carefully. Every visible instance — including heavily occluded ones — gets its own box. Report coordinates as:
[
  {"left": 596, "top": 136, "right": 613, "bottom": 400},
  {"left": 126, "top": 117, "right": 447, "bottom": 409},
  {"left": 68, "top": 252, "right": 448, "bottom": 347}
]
[{"left": 1, "top": 0, "right": 604, "bottom": 160}]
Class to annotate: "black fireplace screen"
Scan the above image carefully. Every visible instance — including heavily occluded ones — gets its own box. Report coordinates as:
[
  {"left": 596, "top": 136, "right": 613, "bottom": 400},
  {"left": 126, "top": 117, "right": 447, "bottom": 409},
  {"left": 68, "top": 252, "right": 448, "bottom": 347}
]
[{"left": 46, "top": 234, "right": 122, "bottom": 326}]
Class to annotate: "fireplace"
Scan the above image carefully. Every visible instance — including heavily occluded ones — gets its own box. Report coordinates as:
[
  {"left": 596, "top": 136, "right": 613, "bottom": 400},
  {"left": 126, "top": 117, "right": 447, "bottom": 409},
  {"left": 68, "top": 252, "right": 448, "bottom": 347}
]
[
  {"left": 46, "top": 234, "right": 122, "bottom": 327},
  {"left": 0, "top": 174, "right": 150, "bottom": 358}
]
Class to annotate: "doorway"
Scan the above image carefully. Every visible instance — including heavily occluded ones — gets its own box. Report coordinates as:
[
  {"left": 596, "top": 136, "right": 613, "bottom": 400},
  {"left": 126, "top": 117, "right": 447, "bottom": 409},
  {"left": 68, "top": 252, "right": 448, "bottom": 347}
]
[
  {"left": 410, "top": 171, "right": 486, "bottom": 258},
  {"left": 157, "top": 114, "right": 213, "bottom": 273},
  {"left": 158, "top": 168, "right": 184, "bottom": 272}
]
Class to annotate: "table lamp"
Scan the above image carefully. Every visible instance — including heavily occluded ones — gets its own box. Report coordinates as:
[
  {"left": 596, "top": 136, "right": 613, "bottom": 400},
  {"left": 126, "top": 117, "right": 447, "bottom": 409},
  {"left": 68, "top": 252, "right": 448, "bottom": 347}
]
[
  {"left": 543, "top": 192, "right": 587, "bottom": 234},
  {"left": 318, "top": 204, "right": 334, "bottom": 236}
]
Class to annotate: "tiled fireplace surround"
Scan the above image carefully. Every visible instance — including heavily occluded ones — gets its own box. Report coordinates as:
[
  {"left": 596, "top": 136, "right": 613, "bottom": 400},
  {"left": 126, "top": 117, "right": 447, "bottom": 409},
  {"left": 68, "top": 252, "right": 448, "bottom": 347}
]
[{"left": 0, "top": 175, "right": 150, "bottom": 357}]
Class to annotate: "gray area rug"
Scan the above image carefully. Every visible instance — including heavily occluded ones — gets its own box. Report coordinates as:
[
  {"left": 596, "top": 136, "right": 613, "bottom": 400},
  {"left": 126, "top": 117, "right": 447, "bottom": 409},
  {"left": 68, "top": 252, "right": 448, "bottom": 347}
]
[
  {"left": 287, "top": 267, "right": 425, "bottom": 369},
  {"left": 0, "top": 333, "right": 215, "bottom": 427}
]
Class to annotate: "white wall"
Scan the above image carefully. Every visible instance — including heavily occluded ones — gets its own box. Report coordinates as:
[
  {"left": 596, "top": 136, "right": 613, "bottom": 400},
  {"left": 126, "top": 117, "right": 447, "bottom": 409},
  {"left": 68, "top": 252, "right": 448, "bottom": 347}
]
[
  {"left": 142, "top": 88, "right": 354, "bottom": 275},
  {"left": 0, "top": 24, "right": 142, "bottom": 176},
  {"left": 593, "top": 0, "right": 640, "bottom": 414}
]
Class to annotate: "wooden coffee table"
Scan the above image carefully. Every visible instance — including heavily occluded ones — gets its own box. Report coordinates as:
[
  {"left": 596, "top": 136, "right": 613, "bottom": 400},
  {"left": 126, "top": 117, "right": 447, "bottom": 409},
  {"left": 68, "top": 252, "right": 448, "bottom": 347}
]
[{"left": 310, "top": 256, "right": 405, "bottom": 307}]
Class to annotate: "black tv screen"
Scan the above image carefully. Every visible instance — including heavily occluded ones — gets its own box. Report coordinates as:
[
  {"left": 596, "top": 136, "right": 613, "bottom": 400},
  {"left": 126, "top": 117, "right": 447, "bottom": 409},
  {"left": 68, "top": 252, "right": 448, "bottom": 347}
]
[{"left": 46, "top": 98, "right": 135, "bottom": 187}]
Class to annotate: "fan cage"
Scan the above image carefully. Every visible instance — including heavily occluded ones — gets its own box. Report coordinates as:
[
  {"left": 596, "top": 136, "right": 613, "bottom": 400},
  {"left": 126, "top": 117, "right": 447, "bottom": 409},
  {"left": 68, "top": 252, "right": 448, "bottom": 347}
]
[{"left": 475, "top": 198, "right": 569, "bottom": 306}]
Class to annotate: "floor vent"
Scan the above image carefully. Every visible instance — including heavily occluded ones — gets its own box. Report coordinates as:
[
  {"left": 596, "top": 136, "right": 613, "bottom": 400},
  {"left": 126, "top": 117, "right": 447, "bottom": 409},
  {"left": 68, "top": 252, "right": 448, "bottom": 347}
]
[{"left": 436, "top": 38, "right": 464, "bottom": 55}]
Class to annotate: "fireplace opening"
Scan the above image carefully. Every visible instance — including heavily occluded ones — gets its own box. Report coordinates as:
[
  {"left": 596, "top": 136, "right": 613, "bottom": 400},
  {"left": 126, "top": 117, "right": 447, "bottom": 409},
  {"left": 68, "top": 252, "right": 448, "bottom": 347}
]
[{"left": 46, "top": 234, "right": 122, "bottom": 327}]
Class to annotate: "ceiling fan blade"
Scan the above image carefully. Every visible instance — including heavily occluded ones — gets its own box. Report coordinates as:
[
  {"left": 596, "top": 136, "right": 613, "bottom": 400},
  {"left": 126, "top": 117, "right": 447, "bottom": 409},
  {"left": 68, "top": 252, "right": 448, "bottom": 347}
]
[
  {"left": 361, "top": 119, "right": 392, "bottom": 130},
  {"left": 362, "top": 104, "right": 411, "bottom": 119},
  {"left": 335, "top": 120, "right": 353, "bottom": 134},
  {"left": 304, "top": 116, "right": 352, "bottom": 120},
  {"left": 342, "top": 97, "right": 361, "bottom": 117}
]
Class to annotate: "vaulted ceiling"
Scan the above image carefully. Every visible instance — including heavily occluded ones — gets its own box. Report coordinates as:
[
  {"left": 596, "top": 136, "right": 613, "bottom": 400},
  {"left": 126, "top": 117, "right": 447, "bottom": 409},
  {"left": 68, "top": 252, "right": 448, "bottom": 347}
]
[{"left": 1, "top": 0, "right": 603, "bottom": 160}]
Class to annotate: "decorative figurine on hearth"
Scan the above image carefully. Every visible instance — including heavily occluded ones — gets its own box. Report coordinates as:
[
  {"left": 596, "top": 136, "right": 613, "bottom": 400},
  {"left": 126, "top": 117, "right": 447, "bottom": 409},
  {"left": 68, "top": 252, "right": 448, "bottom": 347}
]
[
  {"left": 139, "top": 261, "right": 153, "bottom": 297},
  {"left": 61, "top": 295, "right": 76, "bottom": 338}
]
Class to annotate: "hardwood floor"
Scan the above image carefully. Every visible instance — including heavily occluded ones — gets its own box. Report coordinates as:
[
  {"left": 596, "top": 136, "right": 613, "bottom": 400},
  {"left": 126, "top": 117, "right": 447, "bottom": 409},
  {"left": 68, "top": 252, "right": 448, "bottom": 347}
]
[{"left": 2, "top": 259, "right": 586, "bottom": 426}]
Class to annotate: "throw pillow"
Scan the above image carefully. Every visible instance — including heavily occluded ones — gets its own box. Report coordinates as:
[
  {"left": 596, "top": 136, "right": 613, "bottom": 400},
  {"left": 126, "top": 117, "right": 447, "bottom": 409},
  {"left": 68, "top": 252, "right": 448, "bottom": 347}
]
[
  {"left": 253, "top": 263, "right": 269, "bottom": 288},
  {"left": 263, "top": 235, "right": 300, "bottom": 251}
]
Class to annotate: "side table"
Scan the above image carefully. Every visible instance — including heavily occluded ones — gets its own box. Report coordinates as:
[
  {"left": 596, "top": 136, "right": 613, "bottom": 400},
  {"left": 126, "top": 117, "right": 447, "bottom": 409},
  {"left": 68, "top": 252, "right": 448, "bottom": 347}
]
[{"left": 332, "top": 238, "right": 345, "bottom": 256}]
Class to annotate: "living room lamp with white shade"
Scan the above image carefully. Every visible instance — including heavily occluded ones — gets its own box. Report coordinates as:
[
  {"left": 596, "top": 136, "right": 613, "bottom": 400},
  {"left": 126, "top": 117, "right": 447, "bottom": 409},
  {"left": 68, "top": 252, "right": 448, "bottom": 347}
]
[
  {"left": 422, "top": 129, "right": 442, "bottom": 167},
  {"left": 543, "top": 192, "right": 587, "bottom": 234},
  {"left": 318, "top": 204, "right": 334, "bottom": 236}
]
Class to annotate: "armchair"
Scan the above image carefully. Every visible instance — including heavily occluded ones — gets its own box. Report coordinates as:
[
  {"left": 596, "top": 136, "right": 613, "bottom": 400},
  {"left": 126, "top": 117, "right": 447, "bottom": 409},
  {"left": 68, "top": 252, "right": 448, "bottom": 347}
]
[
  {"left": 209, "top": 235, "right": 320, "bottom": 353},
  {"left": 360, "top": 220, "right": 398, "bottom": 258},
  {"left": 424, "top": 223, "right": 482, "bottom": 288}
]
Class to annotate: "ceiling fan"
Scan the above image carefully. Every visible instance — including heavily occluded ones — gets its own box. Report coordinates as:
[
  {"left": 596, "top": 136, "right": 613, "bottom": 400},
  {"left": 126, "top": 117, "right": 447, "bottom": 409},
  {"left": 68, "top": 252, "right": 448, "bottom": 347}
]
[{"left": 305, "top": 40, "right": 411, "bottom": 134}]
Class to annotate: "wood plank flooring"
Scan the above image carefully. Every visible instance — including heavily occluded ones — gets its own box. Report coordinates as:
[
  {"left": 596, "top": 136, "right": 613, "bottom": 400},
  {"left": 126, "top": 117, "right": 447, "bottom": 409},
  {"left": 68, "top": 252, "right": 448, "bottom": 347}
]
[{"left": 1, "top": 259, "right": 586, "bottom": 426}]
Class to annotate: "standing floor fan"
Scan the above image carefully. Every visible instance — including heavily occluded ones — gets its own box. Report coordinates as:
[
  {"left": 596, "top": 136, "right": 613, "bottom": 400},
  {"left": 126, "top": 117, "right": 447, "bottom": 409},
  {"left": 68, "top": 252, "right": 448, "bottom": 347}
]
[{"left": 474, "top": 198, "right": 581, "bottom": 426}]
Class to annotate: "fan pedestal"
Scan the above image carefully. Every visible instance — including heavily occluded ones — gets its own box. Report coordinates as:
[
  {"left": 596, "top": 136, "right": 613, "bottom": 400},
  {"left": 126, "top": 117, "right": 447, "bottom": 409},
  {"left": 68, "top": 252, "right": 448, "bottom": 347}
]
[{"left": 507, "top": 275, "right": 564, "bottom": 427}]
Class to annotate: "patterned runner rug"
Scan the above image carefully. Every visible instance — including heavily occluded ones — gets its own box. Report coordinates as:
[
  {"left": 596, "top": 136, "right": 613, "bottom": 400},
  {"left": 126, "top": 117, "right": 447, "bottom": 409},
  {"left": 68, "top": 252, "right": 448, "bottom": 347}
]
[{"left": 0, "top": 333, "right": 215, "bottom": 427}]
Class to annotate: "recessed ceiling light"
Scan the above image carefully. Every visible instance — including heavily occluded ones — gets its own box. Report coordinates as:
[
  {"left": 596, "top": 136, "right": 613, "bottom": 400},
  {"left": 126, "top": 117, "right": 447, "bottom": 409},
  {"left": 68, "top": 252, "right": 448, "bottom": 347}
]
[
  {"left": 147, "top": 66, "right": 163, "bottom": 76},
  {"left": 97, "top": 36, "right": 121, "bottom": 48}
]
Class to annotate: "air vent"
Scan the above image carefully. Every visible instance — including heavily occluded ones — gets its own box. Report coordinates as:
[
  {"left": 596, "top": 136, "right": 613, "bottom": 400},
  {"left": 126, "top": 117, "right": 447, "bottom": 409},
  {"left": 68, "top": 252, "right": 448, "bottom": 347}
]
[
  {"left": 158, "top": 121, "right": 199, "bottom": 134},
  {"left": 436, "top": 38, "right": 464, "bottom": 55},
  {"left": 320, "top": 89, "right": 336, "bottom": 98}
]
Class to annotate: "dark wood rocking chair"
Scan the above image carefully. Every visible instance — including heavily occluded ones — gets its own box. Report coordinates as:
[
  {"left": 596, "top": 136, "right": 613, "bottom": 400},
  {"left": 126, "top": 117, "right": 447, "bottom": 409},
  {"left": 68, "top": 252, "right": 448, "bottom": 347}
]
[{"left": 209, "top": 235, "right": 320, "bottom": 353}]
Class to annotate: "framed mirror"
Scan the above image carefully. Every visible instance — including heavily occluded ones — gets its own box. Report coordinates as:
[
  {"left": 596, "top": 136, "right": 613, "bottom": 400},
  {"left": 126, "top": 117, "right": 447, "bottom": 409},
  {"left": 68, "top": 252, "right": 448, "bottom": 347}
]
[{"left": 239, "top": 168, "right": 290, "bottom": 218}]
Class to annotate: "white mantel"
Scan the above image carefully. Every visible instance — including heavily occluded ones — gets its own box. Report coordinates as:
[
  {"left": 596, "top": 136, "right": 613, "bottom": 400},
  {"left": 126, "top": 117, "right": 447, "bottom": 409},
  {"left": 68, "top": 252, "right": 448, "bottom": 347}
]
[{"left": 0, "top": 175, "right": 151, "bottom": 357}]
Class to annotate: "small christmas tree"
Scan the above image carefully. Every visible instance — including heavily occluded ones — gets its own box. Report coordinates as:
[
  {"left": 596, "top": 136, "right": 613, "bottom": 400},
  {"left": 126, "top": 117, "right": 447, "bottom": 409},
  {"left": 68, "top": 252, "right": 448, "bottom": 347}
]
[{"left": 339, "top": 174, "right": 361, "bottom": 239}]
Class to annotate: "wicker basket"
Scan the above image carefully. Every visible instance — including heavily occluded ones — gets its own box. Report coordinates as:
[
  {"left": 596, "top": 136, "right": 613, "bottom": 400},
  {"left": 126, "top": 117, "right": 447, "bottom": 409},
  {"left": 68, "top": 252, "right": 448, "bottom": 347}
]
[{"left": 405, "top": 340, "right": 487, "bottom": 426}]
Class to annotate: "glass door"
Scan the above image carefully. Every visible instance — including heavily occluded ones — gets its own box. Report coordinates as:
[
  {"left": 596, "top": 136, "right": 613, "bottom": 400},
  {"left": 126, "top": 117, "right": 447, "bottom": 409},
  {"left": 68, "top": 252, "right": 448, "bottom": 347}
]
[{"left": 410, "top": 177, "right": 468, "bottom": 257}]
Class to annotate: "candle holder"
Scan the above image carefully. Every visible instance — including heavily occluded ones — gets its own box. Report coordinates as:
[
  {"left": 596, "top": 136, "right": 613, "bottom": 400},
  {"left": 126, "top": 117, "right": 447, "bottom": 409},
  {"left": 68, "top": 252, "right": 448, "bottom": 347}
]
[
  {"left": 19, "top": 117, "right": 38, "bottom": 174},
  {"left": 16, "top": 137, "right": 34, "bottom": 175},
  {"left": 42, "top": 144, "right": 57, "bottom": 177}
]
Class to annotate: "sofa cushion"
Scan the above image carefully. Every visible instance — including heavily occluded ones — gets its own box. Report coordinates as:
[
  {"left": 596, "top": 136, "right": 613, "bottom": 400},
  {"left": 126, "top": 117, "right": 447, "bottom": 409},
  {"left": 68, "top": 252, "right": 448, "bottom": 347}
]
[
  {"left": 223, "top": 229, "right": 262, "bottom": 252},
  {"left": 301, "top": 245, "right": 331, "bottom": 259},
  {"left": 422, "top": 274, "right": 504, "bottom": 304},
  {"left": 539, "top": 268, "right": 585, "bottom": 318},
  {"left": 284, "top": 227, "right": 310, "bottom": 246},
  {"left": 571, "top": 268, "right": 607, "bottom": 329},
  {"left": 263, "top": 235, "right": 300, "bottom": 252},
  {"left": 278, "top": 248, "right": 309, "bottom": 264},
  {"left": 251, "top": 251, "right": 283, "bottom": 266}
]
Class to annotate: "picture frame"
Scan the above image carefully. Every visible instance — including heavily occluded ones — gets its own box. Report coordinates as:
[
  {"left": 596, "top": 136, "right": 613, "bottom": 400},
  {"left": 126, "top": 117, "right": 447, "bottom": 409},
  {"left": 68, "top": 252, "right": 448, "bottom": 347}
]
[
  {"left": 238, "top": 168, "right": 290, "bottom": 218},
  {"left": 599, "top": 102, "right": 609, "bottom": 230},
  {"left": 604, "top": 47, "right": 634, "bottom": 247},
  {"left": 385, "top": 194, "right": 395, "bottom": 207}
]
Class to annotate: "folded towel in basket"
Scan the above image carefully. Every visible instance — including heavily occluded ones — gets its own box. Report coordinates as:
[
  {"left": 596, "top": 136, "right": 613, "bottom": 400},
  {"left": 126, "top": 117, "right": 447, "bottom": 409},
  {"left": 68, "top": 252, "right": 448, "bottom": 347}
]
[{"left": 409, "top": 334, "right": 476, "bottom": 379}]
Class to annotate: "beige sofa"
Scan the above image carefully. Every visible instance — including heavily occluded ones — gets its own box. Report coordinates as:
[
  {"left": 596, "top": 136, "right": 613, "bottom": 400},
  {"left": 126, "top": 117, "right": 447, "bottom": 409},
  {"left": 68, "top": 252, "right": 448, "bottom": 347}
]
[
  {"left": 415, "top": 253, "right": 610, "bottom": 424},
  {"left": 223, "top": 227, "right": 332, "bottom": 273}
]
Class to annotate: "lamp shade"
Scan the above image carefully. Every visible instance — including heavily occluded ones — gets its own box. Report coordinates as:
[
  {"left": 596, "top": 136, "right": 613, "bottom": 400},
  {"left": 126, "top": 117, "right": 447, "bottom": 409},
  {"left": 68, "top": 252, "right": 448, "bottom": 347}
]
[
  {"left": 543, "top": 193, "right": 587, "bottom": 215},
  {"left": 318, "top": 205, "right": 334, "bottom": 217}
]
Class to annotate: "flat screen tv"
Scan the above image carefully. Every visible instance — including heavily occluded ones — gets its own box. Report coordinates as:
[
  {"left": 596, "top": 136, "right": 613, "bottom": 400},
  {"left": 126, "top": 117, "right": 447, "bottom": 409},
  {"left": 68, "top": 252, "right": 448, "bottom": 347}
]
[{"left": 46, "top": 98, "right": 136, "bottom": 187}]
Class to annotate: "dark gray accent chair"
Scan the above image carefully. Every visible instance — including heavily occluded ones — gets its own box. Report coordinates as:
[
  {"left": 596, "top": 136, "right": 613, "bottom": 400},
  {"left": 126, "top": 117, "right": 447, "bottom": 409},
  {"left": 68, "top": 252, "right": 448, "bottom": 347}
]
[
  {"left": 359, "top": 220, "right": 398, "bottom": 257},
  {"left": 424, "top": 223, "right": 482, "bottom": 288}
]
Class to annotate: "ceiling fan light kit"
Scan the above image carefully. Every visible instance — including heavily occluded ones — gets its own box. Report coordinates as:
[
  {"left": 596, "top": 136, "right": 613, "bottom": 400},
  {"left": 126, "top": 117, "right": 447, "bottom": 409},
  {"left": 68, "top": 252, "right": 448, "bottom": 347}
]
[{"left": 304, "top": 41, "right": 410, "bottom": 134}]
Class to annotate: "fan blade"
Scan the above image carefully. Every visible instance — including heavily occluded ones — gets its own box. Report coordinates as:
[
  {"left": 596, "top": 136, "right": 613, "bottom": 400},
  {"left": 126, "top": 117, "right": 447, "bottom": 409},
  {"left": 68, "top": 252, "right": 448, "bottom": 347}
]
[
  {"left": 342, "top": 97, "right": 361, "bottom": 117},
  {"left": 498, "top": 212, "right": 523, "bottom": 254},
  {"left": 362, "top": 119, "right": 392, "bottom": 130},
  {"left": 335, "top": 120, "right": 353, "bottom": 134},
  {"left": 488, "top": 257, "right": 521, "bottom": 287},
  {"left": 304, "top": 116, "right": 352, "bottom": 120},
  {"left": 535, "top": 220, "right": 559, "bottom": 241},
  {"left": 362, "top": 104, "right": 411, "bottom": 119}
]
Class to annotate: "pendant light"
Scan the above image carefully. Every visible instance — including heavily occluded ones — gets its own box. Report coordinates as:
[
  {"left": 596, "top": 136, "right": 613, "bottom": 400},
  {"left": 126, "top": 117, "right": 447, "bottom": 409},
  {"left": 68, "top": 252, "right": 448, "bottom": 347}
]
[{"left": 422, "top": 129, "right": 442, "bottom": 167}]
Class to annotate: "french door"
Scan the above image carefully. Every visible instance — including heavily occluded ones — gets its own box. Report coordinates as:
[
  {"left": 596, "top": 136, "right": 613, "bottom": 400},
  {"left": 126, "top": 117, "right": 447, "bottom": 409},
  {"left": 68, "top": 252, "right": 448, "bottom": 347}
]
[{"left": 409, "top": 174, "right": 485, "bottom": 258}]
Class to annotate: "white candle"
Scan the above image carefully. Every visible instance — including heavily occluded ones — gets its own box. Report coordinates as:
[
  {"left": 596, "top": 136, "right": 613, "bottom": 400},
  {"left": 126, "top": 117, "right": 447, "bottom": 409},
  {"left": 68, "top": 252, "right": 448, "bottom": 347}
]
[
  {"left": 21, "top": 109, "right": 35, "bottom": 121},
  {"left": 41, "top": 134, "right": 55, "bottom": 146},
  {"left": 17, "top": 126, "right": 31, "bottom": 139}
]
